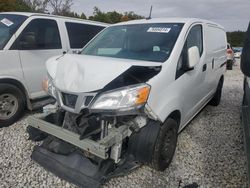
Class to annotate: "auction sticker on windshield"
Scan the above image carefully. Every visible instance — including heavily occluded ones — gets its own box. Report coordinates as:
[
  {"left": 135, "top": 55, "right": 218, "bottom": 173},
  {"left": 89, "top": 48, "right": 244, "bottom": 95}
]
[
  {"left": 147, "top": 27, "right": 171, "bottom": 33},
  {"left": 1, "top": 18, "right": 14, "bottom": 27}
]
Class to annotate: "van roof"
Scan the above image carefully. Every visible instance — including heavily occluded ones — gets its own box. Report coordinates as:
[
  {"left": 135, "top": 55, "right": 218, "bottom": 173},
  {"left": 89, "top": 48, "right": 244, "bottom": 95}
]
[
  {"left": 113, "top": 17, "right": 224, "bottom": 29},
  {"left": 0, "top": 12, "right": 109, "bottom": 26}
]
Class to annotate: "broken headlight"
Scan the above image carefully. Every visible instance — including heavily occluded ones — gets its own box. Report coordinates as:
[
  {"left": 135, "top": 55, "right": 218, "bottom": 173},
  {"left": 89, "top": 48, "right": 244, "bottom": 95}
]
[
  {"left": 90, "top": 84, "right": 150, "bottom": 112},
  {"left": 42, "top": 76, "right": 56, "bottom": 98}
]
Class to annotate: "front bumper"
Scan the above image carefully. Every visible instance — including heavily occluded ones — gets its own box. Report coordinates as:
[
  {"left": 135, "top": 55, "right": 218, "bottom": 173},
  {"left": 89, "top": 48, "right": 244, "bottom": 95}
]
[
  {"left": 28, "top": 115, "right": 141, "bottom": 187},
  {"left": 28, "top": 115, "right": 129, "bottom": 159}
]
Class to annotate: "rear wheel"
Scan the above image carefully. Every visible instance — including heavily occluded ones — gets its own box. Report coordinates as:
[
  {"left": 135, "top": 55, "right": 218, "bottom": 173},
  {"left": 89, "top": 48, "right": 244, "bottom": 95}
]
[
  {"left": 151, "top": 118, "right": 178, "bottom": 171},
  {"left": 0, "top": 84, "right": 26, "bottom": 127},
  {"left": 209, "top": 77, "right": 224, "bottom": 106}
]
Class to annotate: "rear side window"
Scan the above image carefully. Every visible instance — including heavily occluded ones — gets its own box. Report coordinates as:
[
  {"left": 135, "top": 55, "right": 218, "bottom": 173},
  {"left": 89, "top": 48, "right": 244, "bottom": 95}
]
[
  {"left": 12, "top": 18, "right": 61, "bottom": 50},
  {"left": 65, "top": 22, "right": 104, "bottom": 49},
  {"left": 206, "top": 26, "right": 226, "bottom": 53}
]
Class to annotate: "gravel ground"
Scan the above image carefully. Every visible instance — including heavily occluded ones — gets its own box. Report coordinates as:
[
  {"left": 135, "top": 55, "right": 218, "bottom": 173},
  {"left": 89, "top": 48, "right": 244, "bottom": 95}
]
[{"left": 0, "top": 60, "right": 248, "bottom": 188}]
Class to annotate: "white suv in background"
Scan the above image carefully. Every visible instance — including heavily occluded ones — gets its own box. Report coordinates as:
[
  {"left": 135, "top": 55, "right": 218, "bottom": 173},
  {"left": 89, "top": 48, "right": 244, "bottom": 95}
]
[{"left": 0, "top": 12, "right": 108, "bottom": 126}]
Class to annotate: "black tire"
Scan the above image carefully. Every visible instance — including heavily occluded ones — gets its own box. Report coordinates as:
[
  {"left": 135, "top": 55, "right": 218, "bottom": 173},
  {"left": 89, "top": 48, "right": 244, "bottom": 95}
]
[
  {"left": 151, "top": 118, "right": 178, "bottom": 171},
  {"left": 209, "top": 77, "right": 224, "bottom": 106},
  {"left": 227, "top": 60, "right": 233, "bottom": 70},
  {"left": 0, "top": 83, "right": 26, "bottom": 127}
]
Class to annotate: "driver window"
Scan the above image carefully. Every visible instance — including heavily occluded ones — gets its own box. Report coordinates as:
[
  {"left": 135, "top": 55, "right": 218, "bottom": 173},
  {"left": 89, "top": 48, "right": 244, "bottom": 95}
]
[
  {"left": 186, "top": 25, "right": 203, "bottom": 56},
  {"left": 176, "top": 24, "right": 203, "bottom": 79},
  {"left": 11, "top": 19, "right": 61, "bottom": 50}
]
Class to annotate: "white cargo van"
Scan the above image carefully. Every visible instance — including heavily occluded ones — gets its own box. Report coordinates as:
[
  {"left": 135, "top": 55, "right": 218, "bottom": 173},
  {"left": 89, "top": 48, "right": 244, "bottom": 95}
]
[
  {"left": 27, "top": 18, "right": 227, "bottom": 187},
  {"left": 0, "top": 12, "right": 108, "bottom": 126}
]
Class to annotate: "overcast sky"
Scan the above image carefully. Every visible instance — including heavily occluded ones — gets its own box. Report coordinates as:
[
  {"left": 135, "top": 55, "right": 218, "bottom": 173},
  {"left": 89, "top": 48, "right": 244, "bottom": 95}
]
[{"left": 72, "top": 0, "right": 250, "bottom": 31}]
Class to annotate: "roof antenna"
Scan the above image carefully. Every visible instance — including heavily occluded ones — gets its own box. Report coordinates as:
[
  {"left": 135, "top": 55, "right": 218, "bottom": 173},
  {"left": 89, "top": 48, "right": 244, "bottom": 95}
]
[{"left": 146, "top": 6, "right": 153, "bottom": 20}]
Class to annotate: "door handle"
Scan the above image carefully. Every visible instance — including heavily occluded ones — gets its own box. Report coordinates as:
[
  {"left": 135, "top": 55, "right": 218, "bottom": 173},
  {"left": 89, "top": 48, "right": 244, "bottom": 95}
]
[{"left": 202, "top": 64, "right": 207, "bottom": 72}]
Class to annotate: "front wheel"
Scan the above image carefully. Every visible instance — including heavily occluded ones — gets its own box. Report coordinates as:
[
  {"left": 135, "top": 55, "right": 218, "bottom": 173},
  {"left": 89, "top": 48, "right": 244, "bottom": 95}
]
[
  {"left": 0, "top": 84, "right": 26, "bottom": 127},
  {"left": 150, "top": 118, "right": 178, "bottom": 171}
]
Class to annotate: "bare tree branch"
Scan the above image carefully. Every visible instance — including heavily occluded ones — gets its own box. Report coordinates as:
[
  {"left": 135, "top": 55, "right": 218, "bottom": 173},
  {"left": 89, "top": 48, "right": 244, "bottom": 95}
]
[
  {"left": 49, "top": 0, "right": 73, "bottom": 16},
  {"left": 23, "top": 0, "right": 49, "bottom": 12}
]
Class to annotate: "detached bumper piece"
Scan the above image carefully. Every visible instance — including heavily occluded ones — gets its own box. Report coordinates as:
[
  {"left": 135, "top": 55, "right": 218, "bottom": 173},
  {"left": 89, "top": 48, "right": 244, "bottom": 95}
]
[
  {"left": 32, "top": 146, "right": 113, "bottom": 188},
  {"left": 32, "top": 145, "right": 140, "bottom": 188},
  {"left": 28, "top": 116, "right": 141, "bottom": 187}
]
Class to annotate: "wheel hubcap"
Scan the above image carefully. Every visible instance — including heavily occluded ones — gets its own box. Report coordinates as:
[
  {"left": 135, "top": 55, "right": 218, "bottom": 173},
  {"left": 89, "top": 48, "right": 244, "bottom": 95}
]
[
  {"left": 0, "top": 94, "right": 18, "bottom": 120},
  {"left": 161, "top": 128, "right": 176, "bottom": 163}
]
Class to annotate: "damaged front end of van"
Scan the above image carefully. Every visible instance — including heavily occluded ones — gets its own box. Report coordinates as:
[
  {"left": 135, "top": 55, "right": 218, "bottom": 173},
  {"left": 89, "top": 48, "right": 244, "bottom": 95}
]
[
  {"left": 27, "top": 55, "right": 163, "bottom": 187},
  {"left": 27, "top": 21, "right": 185, "bottom": 187}
]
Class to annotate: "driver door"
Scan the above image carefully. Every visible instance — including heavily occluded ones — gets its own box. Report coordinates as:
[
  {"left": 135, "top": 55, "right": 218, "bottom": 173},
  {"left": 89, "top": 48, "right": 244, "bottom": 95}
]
[
  {"left": 176, "top": 24, "right": 208, "bottom": 127},
  {"left": 11, "top": 18, "right": 66, "bottom": 99}
]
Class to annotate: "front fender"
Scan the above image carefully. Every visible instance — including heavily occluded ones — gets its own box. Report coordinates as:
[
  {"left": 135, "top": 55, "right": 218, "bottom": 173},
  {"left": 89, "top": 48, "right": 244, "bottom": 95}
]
[{"left": 147, "top": 93, "right": 183, "bottom": 124}]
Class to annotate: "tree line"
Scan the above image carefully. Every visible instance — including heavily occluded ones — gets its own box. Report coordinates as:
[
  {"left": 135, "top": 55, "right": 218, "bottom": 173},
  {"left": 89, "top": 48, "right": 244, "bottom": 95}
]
[
  {"left": 0, "top": 0, "right": 144, "bottom": 23},
  {"left": 227, "top": 31, "right": 246, "bottom": 47},
  {"left": 0, "top": 0, "right": 246, "bottom": 47}
]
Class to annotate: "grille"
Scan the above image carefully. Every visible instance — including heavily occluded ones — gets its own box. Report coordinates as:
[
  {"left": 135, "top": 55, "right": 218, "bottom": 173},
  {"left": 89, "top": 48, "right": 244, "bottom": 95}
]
[
  {"left": 61, "top": 93, "right": 78, "bottom": 108},
  {"left": 84, "top": 96, "right": 94, "bottom": 106}
]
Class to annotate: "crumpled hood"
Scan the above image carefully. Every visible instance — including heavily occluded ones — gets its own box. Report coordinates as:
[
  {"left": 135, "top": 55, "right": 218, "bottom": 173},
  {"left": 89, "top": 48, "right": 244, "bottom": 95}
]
[{"left": 46, "top": 54, "right": 161, "bottom": 93}]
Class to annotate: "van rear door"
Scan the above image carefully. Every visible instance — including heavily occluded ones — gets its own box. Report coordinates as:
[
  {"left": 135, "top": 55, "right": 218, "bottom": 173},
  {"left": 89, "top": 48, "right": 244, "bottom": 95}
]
[{"left": 11, "top": 18, "right": 67, "bottom": 99}]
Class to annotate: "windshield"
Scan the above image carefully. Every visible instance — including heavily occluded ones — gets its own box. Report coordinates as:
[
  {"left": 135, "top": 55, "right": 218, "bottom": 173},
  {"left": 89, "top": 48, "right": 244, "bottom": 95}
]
[
  {"left": 82, "top": 23, "right": 184, "bottom": 62},
  {"left": 0, "top": 14, "right": 27, "bottom": 50}
]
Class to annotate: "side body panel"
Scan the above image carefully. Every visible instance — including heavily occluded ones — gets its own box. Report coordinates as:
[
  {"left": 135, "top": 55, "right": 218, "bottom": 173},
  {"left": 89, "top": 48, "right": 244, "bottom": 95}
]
[
  {"left": 15, "top": 17, "right": 68, "bottom": 99},
  {"left": 0, "top": 50, "right": 26, "bottom": 87},
  {"left": 147, "top": 22, "right": 204, "bottom": 126},
  {"left": 204, "top": 24, "right": 227, "bottom": 91},
  {"left": 147, "top": 21, "right": 227, "bottom": 130}
]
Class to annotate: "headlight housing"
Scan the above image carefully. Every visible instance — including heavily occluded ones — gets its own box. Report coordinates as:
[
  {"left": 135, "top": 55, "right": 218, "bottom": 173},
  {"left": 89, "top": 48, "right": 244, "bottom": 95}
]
[
  {"left": 42, "top": 76, "right": 56, "bottom": 98},
  {"left": 90, "top": 84, "right": 150, "bottom": 112}
]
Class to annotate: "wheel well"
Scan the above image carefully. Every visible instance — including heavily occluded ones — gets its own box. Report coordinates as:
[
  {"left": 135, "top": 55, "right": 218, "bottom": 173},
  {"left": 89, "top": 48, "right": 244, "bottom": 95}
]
[
  {"left": 218, "top": 75, "right": 224, "bottom": 86},
  {"left": 167, "top": 110, "right": 181, "bottom": 126},
  {"left": 0, "top": 78, "right": 30, "bottom": 108},
  {"left": 220, "top": 75, "right": 224, "bottom": 82}
]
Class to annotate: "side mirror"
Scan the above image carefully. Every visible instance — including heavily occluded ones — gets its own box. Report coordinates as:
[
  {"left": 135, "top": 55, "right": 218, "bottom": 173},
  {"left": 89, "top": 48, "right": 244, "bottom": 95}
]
[
  {"left": 241, "top": 23, "right": 250, "bottom": 77},
  {"left": 72, "top": 50, "right": 81, "bottom": 54},
  {"left": 187, "top": 46, "right": 200, "bottom": 69}
]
